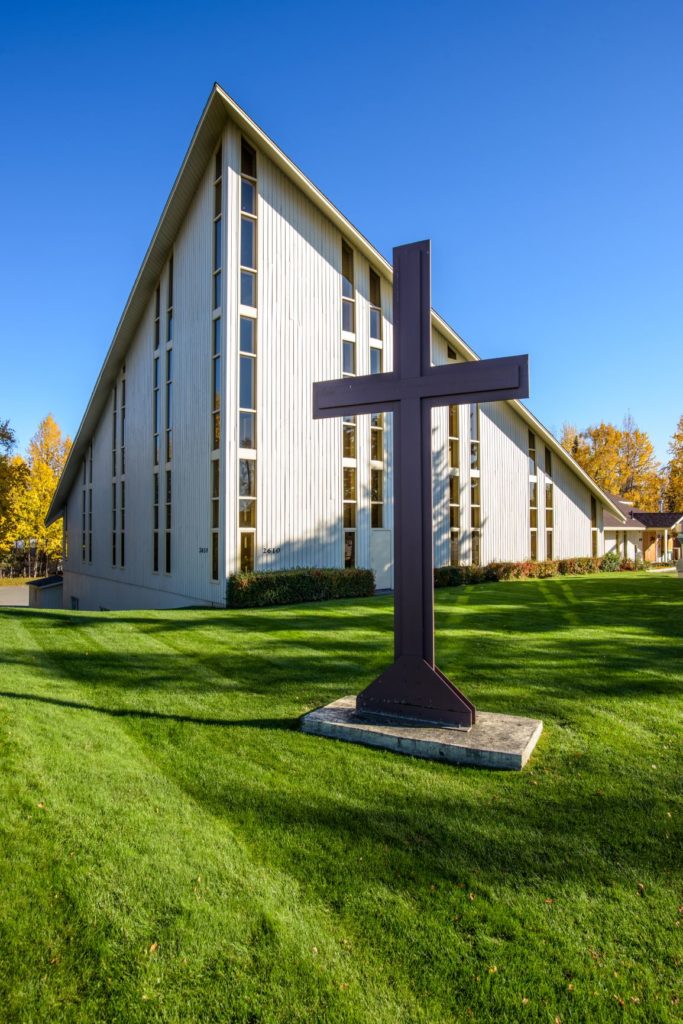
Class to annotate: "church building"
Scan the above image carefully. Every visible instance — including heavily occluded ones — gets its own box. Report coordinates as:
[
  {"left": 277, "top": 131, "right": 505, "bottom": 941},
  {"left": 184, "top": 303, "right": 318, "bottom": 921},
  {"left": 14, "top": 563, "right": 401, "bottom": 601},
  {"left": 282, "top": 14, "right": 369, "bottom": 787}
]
[{"left": 46, "top": 85, "right": 624, "bottom": 610}]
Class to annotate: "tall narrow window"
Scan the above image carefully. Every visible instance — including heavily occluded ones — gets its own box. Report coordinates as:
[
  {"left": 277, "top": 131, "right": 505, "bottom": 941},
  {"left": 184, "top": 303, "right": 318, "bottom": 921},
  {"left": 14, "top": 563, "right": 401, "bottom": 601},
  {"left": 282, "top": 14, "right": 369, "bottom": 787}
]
[
  {"left": 370, "top": 413, "right": 384, "bottom": 526},
  {"left": 240, "top": 140, "right": 257, "bottom": 308},
  {"left": 211, "top": 459, "right": 220, "bottom": 582},
  {"left": 81, "top": 457, "right": 88, "bottom": 563},
  {"left": 166, "top": 256, "right": 174, "bottom": 342},
  {"left": 153, "top": 356, "right": 160, "bottom": 465},
  {"left": 120, "top": 480, "right": 125, "bottom": 569},
  {"left": 449, "top": 406, "right": 460, "bottom": 565},
  {"left": 111, "top": 481, "right": 117, "bottom": 567},
  {"left": 470, "top": 404, "right": 481, "bottom": 564},
  {"left": 529, "top": 430, "right": 538, "bottom": 560},
  {"left": 112, "top": 385, "right": 117, "bottom": 477},
  {"left": 210, "top": 146, "right": 222, "bottom": 583},
  {"left": 369, "top": 267, "right": 382, "bottom": 341},
  {"left": 165, "top": 469, "right": 172, "bottom": 573},
  {"left": 120, "top": 372, "right": 126, "bottom": 476},
  {"left": 154, "top": 285, "right": 160, "bottom": 350},
  {"left": 341, "top": 241, "right": 355, "bottom": 334},
  {"left": 591, "top": 496, "right": 598, "bottom": 557},
  {"left": 343, "top": 466, "right": 357, "bottom": 567},
  {"left": 340, "top": 240, "right": 357, "bottom": 564},
  {"left": 87, "top": 445, "right": 93, "bottom": 564},
  {"left": 239, "top": 140, "right": 258, "bottom": 570},
  {"left": 165, "top": 348, "right": 173, "bottom": 462},
  {"left": 545, "top": 446, "right": 554, "bottom": 560},
  {"left": 153, "top": 472, "right": 159, "bottom": 573}
]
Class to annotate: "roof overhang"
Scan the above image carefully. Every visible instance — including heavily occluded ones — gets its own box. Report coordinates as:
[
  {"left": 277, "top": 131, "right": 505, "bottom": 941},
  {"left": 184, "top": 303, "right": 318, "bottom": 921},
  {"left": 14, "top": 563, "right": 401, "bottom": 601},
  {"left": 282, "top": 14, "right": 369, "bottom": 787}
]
[{"left": 46, "top": 83, "right": 625, "bottom": 526}]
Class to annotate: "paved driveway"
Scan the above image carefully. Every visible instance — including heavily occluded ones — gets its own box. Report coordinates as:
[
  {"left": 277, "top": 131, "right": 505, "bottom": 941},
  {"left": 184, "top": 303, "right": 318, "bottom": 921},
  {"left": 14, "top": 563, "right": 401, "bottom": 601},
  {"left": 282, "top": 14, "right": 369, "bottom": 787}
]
[{"left": 0, "top": 585, "right": 29, "bottom": 607}]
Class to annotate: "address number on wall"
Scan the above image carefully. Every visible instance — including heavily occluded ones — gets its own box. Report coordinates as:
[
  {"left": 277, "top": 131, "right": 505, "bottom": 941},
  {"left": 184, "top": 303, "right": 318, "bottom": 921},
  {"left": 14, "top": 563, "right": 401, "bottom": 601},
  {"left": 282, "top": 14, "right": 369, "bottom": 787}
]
[{"left": 262, "top": 547, "right": 281, "bottom": 555}]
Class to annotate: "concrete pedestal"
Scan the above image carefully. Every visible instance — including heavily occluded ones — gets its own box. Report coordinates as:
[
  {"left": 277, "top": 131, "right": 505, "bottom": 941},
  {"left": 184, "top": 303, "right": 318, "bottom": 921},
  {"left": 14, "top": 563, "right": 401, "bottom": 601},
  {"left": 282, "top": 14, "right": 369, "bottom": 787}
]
[{"left": 301, "top": 696, "right": 543, "bottom": 770}]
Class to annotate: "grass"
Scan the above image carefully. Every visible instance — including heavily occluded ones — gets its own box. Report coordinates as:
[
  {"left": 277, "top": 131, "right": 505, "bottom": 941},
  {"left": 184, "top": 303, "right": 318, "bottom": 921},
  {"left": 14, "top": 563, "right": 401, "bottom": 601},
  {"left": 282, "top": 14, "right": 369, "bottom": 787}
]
[
  {"left": 0, "top": 578, "right": 37, "bottom": 587},
  {"left": 0, "top": 573, "right": 680, "bottom": 1024}
]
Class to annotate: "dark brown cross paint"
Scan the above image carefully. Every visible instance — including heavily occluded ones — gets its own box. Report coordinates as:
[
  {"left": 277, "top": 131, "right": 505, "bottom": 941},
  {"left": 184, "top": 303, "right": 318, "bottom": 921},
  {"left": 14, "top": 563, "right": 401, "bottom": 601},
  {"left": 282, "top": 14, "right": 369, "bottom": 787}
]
[{"left": 313, "top": 241, "right": 529, "bottom": 728}]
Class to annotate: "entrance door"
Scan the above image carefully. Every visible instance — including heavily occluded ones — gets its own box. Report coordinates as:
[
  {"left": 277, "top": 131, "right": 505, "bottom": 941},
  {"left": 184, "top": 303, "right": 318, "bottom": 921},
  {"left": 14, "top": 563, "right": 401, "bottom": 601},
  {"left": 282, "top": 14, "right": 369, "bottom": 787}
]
[{"left": 370, "top": 530, "right": 393, "bottom": 590}]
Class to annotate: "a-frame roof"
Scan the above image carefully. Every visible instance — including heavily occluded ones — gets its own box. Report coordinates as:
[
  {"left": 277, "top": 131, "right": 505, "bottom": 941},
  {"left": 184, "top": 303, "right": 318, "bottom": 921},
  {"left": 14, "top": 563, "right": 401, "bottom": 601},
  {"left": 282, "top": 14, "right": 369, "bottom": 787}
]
[{"left": 47, "top": 84, "right": 625, "bottom": 525}]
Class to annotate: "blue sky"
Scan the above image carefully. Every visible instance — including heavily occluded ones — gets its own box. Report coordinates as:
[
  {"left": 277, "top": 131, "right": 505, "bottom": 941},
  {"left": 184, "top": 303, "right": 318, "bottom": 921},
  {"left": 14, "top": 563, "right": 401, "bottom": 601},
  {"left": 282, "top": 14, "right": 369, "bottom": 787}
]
[{"left": 1, "top": 1, "right": 681, "bottom": 462}]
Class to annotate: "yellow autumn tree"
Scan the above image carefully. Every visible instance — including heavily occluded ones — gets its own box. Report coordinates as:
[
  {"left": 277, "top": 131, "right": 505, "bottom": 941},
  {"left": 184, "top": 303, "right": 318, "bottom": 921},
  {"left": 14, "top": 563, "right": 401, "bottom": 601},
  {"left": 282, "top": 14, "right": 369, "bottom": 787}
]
[
  {"left": 13, "top": 415, "right": 72, "bottom": 576},
  {"left": 0, "top": 421, "right": 29, "bottom": 566},
  {"left": 664, "top": 415, "right": 683, "bottom": 512},
  {"left": 560, "top": 415, "right": 663, "bottom": 509}
]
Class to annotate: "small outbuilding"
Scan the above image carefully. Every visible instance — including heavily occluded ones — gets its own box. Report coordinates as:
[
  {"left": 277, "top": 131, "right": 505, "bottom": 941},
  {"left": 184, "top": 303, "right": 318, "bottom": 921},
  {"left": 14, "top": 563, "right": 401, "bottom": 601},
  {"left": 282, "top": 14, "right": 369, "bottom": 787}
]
[
  {"left": 28, "top": 575, "right": 64, "bottom": 609},
  {"left": 604, "top": 495, "right": 683, "bottom": 564}
]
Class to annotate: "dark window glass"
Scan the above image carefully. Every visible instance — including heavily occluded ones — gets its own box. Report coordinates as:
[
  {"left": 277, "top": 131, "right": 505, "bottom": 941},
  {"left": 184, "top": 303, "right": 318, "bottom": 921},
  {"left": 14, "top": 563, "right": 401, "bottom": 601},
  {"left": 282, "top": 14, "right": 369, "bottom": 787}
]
[
  {"left": 370, "top": 347, "right": 382, "bottom": 374},
  {"left": 212, "top": 459, "right": 220, "bottom": 499},
  {"left": 241, "top": 178, "right": 255, "bottom": 214},
  {"left": 239, "top": 499, "right": 256, "bottom": 527},
  {"left": 546, "top": 531, "right": 553, "bottom": 560},
  {"left": 450, "top": 534, "right": 460, "bottom": 566},
  {"left": 214, "top": 146, "right": 222, "bottom": 181},
  {"left": 343, "top": 418, "right": 356, "bottom": 459},
  {"left": 212, "top": 500, "right": 220, "bottom": 530},
  {"left": 470, "top": 443, "right": 480, "bottom": 471},
  {"left": 530, "top": 508, "right": 538, "bottom": 529},
  {"left": 213, "top": 270, "right": 222, "bottom": 310},
  {"left": 545, "top": 447, "right": 552, "bottom": 479},
  {"left": 240, "top": 270, "right": 256, "bottom": 307},
  {"left": 449, "top": 438, "right": 459, "bottom": 469},
  {"left": 167, "top": 311, "right": 173, "bottom": 342},
  {"left": 240, "top": 316, "right": 255, "bottom": 353},
  {"left": 240, "top": 531, "right": 255, "bottom": 571},
  {"left": 167, "top": 255, "right": 174, "bottom": 306},
  {"left": 154, "top": 357, "right": 159, "bottom": 388},
  {"left": 214, "top": 218, "right": 222, "bottom": 270},
  {"left": 343, "top": 504, "right": 356, "bottom": 527},
  {"left": 344, "top": 531, "right": 355, "bottom": 568},
  {"left": 369, "top": 268, "right": 381, "bottom": 307},
  {"left": 212, "top": 533, "right": 219, "bottom": 580},
  {"left": 342, "top": 340, "right": 355, "bottom": 374},
  {"left": 343, "top": 467, "right": 356, "bottom": 502},
  {"left": 449, "top": 406, "right": 458, "bottom": 437},
  {"left": 342, "top": 298, "right": 354, "bottom": 334},
  {"left": 166, "top": 382, "right": 172, "bottom": 428},
  {"left": 471, "top": 478, "right": 480, "bottom": 506},
  {"left": 370, "top": 308, "right": 382, "bottom": 340},
  {"left": 531, "top": 532, "right": 538, "bottom": 561},
  {"left": 213, "top": 357, "right": 221, "bottom": 410},
  {"left": 166, "top": 470, "right": 172, "bottom": 506},
  {"left": 450, "top": 477, "right": 459, "bottom": 504},
  {"left": 213, "top": 412, "right": 220, "bottom": 451},
  {"left": 165, "top": 531, "right": 171, "bottom": 573},
  {"left": 371, "top": 504, "right": 383, "bottom": 528},
  {"left": 241, "top": 217, "right": 255, "bottom": 269},
  {"left": 371, "top": 428, "right": 382, "bottom": 462},
  {"left": 371, "top": 469, "right": 383, "bottom": 503},
  {"left": 241, "top": 139, "right": 256, "bottom": 178},
  {"left": 530, "top": 481, "right": 538, "bottom": 506},
  {"left": 470, "top": 404, "right": 479, "bottom": 442},
  {"left": 213, "top": 317, "right": 221, "bottom": 356},
  {"left": 471, "top": 532, "right": 481, "bottom": 567},
  {"left": 240, "top": 356, "right": 255, "bottom": 410},
  {"left": 450, "top": 505, "right": 460, "bottom": 529},
  {"left": 153, "top": 533, "right": 159, "bottom": 572},
  {"left": 341, "top": 242, "right": 354, "bottom": 298},
  {"left": 214, "top": 180, "right": 222, "bottom": 218},
  {"left": 239, "top": 459, "right": 256, "bottom": 497},
  {"left": 239, "top": 411, "right": 256, "bottom": 449}
]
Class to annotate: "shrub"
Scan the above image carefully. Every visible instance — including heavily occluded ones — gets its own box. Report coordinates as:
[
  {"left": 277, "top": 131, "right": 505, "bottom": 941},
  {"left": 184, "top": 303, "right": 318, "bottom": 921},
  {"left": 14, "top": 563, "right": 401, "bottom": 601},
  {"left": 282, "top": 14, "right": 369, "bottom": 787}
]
[
  {"left": 600, "top": 551, "right": 621, "bottom": 572},
  {"left": 227, "top": 567, "right": 375, "bottom": 608}
]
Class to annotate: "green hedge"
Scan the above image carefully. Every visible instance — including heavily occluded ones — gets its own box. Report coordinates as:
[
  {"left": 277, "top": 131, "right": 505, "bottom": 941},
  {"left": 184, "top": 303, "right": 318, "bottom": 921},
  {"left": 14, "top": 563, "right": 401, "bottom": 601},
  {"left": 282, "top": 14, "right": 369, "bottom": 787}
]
[
  {"left": 434, "top": 555, "right": 648, "bottom": 588},
  {"left": 228, "top": 567, "right": 375, "bottom": 608}
]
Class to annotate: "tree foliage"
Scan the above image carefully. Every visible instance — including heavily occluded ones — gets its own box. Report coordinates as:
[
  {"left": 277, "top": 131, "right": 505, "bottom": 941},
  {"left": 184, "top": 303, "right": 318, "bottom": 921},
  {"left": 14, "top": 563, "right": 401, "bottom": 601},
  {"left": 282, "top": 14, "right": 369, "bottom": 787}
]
[
  {"left": 1, "top": 415, "right": 71, "bottom": 576},
  {"left": 664, "top": 415, "right": 683, "bottom": 512},
  {"left": 560, "top": 415, "right": 663, "bottom": 509}
]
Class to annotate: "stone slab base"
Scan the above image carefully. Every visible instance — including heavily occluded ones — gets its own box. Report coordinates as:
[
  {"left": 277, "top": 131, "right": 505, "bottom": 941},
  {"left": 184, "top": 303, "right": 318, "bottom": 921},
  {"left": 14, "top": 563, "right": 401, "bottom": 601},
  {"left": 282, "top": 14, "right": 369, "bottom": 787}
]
[{"left": 301, "top": 696, "right": 543, "bottom": 770}]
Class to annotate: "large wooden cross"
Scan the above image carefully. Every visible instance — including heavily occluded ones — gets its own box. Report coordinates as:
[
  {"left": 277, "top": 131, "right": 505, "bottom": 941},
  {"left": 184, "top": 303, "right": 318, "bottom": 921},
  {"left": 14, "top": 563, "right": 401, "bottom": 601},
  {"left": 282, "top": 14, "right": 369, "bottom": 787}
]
[{"left": 313, "top": 241, "right": 529, "bottom": 728}]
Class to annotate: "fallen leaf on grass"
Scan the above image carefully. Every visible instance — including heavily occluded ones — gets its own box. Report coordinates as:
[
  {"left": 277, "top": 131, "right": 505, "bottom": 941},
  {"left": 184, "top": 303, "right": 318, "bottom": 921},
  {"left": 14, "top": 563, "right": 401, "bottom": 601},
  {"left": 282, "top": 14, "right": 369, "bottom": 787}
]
[{"left": 148, "top": 943, "right": 158, "bottom": 955}]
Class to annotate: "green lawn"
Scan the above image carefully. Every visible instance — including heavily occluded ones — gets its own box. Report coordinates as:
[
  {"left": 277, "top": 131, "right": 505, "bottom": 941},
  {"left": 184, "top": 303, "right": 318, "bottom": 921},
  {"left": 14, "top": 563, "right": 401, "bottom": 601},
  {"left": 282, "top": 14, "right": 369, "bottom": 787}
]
[{"left": 0, "top": 574, "right": 680, "bottom": 1024}]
